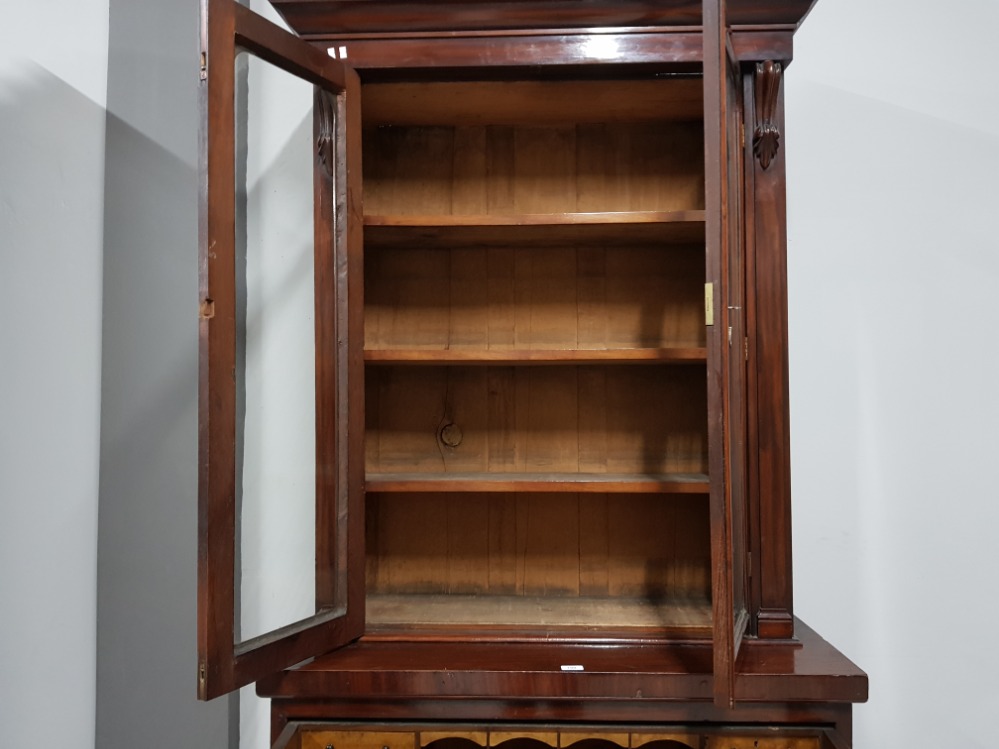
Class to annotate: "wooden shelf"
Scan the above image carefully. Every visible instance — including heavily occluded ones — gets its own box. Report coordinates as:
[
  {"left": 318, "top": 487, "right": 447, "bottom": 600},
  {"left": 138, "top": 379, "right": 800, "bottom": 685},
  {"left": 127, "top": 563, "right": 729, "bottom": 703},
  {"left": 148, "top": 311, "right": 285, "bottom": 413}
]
[
  {"left": 366, "top": 472, "right": 710, "bottom": 494},
  {"left": 366, "top": 594, "right": 713, "bottom": 634},
  {"left": 258, "top": 619, "right": 869, "bottom": 705},
  {"left": 364, "top": 211, "right": 706, "bottom": 249},
  {"left": 364, "top": 348, "right": 707, "bottom": 365}
]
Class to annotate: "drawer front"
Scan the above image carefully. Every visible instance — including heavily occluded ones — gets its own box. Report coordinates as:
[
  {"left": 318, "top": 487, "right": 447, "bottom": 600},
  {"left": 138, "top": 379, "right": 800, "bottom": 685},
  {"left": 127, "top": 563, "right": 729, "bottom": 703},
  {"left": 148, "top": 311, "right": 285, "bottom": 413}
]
[
  {"left": 301, "top": 731, "right": 417, "bottom": 749},
  {"left": 279, "top": 725, "right": 827, "bottom": 749},
  {"left": 704, "top": 737, "right": 821, "bottom": 749}
]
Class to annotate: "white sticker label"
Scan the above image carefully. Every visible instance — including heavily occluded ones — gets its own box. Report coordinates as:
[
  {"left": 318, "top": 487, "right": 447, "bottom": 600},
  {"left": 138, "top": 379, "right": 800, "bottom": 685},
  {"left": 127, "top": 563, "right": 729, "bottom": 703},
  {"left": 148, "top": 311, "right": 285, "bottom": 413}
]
[{"left": 560, "top": 664, "right": 584, "bottom": 671}]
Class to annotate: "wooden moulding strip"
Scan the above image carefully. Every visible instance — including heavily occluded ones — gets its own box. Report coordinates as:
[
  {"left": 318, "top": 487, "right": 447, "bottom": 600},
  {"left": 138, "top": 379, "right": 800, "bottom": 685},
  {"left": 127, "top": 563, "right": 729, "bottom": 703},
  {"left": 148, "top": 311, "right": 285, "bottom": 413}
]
[
  {"left": 363, "top": 348, "right": 708, "bottom": 365},
  {"left": 363, "top": 212, "right": 707, "bottom": 249},
  {"left": 364, "top": 472, "right": 710, "bottom": 494},
  {"left": 365, "top": 210, "right": 706, "bottom": 226}
]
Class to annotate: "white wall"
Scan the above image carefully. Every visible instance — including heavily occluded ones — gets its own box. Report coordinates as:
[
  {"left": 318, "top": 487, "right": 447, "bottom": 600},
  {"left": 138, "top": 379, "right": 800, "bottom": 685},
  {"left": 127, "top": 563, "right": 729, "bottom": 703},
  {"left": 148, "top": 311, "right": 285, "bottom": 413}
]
[
  {"left": 786, "top": 0, "right": 999, "bottom": 745},
  {"left": 0, "top": 4, "right": 108, "bottom": 748}
]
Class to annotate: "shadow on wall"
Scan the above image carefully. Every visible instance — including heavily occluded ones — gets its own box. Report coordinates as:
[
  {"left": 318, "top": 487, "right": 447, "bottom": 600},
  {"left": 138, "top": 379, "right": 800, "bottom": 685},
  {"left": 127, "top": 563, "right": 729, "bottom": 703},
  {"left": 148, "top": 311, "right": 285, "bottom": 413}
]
[
  {"left": 96, "top": 68, "right": 237, "bottom": 748},
  {"left": 0, "top": 60, "right": 105, "bottom": 748},
  {"left": 97, "top": 38, "right": 314, "bottom": 746}
]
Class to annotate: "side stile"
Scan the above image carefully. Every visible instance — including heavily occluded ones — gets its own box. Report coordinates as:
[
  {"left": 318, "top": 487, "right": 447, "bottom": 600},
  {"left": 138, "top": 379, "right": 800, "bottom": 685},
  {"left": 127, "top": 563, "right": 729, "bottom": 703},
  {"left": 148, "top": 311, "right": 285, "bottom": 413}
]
[{"left": 198, "top": 0, "right": 238, "bottom": 701}]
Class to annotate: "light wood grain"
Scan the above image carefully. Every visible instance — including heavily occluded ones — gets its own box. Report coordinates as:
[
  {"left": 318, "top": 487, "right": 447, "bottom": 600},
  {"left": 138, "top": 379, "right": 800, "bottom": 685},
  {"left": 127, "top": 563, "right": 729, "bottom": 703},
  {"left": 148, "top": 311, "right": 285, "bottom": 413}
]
[
  {"left": 629, "top": 734, "right": 698, "bottom": 749},
  {"left": 365, "top": 366, "right": 708, "bottom": 475},
  {"left": 421, "top": 733, "right": 489, "bottom": 748},
  {"left": 365, "top": 246, "right": 706, "bottom": 353},
  {"left": 491, "top": 733, "right": 559, "bottom": 748},
  {"left": 559, "top": 734, "right": 629, "bottom": 749},
  {"left": 365, "top": 594, "right": 712, "bottom": 632},
  {"left": 363, "top": 123, "right": 704, "bottom": 216},
  {"left": 702, "top": 738, "right": 820, "bottom": 749},
  {"left": 301, "top": 732, "right": 416, "bottom": 749},
  {"left": 366, "top": 492, "right": 711, "bottom": 603}
]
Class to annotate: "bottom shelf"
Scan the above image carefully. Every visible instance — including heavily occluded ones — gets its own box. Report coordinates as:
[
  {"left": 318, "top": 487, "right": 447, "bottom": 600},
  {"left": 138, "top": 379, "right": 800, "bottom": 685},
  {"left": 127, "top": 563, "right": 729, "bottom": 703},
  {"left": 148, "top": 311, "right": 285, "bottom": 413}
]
[
  {"left": 366, "top": 593, "right": 712, "bottom": 636},
  {"left": 258, "top": 618, "right": 869, "bottom": 707}
]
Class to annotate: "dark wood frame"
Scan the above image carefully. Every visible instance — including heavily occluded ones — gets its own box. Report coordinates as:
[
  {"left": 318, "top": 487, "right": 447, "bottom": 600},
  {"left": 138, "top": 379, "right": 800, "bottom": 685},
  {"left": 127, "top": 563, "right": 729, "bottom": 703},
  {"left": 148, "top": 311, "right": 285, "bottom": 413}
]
[
  {"left": 259, "top": 620, "right": 864, "bottom": 744},
  {"left": 197, "top": 0, "right": 365, "bottom": 700},
  {"left": 703, "top": 0, "right": 751, "bottom": 708},
  {"left": 746, "top": 70, "right": 796, "bottom": 639},
  {"left": 268, "top": 0, "right": 819, "bottom": 35}
]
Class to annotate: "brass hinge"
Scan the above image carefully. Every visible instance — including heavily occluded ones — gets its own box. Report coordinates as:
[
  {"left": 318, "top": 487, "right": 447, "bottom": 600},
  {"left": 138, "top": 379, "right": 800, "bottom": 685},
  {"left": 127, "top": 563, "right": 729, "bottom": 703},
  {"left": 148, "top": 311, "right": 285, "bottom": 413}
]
[
  {"left": 705, "top": 283, "right": 714, "bottom": 326},
  {"left": 728, "top": 325, "right": 733, "bottom": 346},
  {"left": 199, "top": 51, "right": 207, "bottom": 81},
  {"left": 745, "top": 336, "right": 749, "bottom": 361}
]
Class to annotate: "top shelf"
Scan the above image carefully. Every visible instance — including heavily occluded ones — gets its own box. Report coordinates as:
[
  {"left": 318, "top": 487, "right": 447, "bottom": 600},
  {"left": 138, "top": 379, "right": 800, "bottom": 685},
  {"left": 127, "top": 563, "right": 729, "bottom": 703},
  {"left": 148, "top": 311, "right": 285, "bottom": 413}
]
[{"left": 365, "top": 211, "right": 706, "bottom": 249}]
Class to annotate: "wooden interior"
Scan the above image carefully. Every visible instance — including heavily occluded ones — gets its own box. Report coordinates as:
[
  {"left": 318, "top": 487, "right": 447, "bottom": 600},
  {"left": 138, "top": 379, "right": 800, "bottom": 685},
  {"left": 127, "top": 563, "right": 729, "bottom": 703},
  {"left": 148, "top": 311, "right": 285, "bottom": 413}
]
[
  {"left": 361, "top": 76, "right": 710, "bottom": 634},
  {"left": 365, "top": 492, "right": 711, "bottom": 632},
  {"left": 362, "top": 83, "right": 705, "bottom": 218},
  {"left": 365, "top": 366, "right": 708, "bottom": 475},
  {"left": 365, "top": 245, "right": 706, "bottom": 353},
  {"left": 362, "top": 121, "right": 704, "bottom": 216}
]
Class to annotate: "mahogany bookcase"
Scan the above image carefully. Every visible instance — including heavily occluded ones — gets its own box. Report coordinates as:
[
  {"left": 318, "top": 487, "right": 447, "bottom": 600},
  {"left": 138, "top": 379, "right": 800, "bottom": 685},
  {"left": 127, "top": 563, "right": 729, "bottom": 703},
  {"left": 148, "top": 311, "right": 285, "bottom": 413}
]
[{"left": 197, "top": 0, "right": 867, "bottom": 746}]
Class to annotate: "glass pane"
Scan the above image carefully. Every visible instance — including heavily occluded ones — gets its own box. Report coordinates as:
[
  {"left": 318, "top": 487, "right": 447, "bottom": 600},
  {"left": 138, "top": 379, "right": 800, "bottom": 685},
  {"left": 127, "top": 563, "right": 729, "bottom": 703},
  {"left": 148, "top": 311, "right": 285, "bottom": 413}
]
[{"left": 234, "top": 49, "right": 317, "bottom": 644}]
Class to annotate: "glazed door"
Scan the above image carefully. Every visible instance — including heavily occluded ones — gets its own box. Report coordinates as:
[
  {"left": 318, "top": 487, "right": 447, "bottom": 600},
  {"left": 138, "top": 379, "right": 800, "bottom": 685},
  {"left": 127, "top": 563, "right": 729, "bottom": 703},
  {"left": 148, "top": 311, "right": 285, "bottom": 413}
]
[
  {"left": 704, "top": 0, "right": 751, "bottom": 708},
  {"left": 197, "top": 0, "right": 364, "bottom": 700}
]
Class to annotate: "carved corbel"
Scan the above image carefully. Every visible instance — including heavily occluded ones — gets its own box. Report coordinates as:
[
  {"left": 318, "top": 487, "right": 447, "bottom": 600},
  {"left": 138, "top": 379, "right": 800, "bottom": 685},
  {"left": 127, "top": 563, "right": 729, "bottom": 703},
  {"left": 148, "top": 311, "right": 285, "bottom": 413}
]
[
  {"left": 753, "top": 60, "right": 783, "bottom": 170},
  {"left": 316, "top": 89, "right": 337, "bottom": 178}
]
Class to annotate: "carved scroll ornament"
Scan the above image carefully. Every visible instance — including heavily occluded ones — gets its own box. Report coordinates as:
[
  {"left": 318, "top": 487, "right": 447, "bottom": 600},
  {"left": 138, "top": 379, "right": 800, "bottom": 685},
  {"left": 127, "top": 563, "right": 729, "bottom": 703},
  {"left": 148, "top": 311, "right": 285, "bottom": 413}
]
[
  {"left": 753, "top": 60, "right": 783, "bottom": 170},
  {"left": 316, "top": 88, "right": 337, "bottom": 179}
]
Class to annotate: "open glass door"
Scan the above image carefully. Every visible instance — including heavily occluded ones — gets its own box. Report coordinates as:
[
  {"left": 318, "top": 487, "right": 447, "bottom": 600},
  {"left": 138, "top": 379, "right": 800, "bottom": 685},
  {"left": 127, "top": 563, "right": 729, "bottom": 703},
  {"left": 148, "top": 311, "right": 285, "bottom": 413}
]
[
  {"left": 704, "top": 0, "right": 751, "bottom": 708},
  {"left": 197, "top": 0, "right": 364, "bottom": 700}
]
